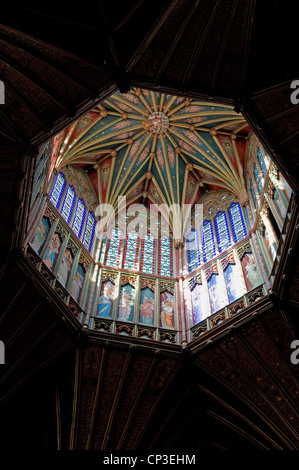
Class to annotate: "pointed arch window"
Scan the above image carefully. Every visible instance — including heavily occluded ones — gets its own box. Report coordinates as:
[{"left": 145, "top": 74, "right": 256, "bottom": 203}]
[
  {"left": 105, "top": 228, "right": 123, "bottom": 268},
  {"left": 123, "top": 232, "right": 139, "bottom": 271},
  {"left": 82, "top": 212, "right": 96, "bottom": 252},
  {"left": 202, "top": 220, "right": 216, "bottom": 263},
  {"left": 159, "top": 237, "right": 172, "bottom": 277},
  {"left": 61, "top": 185, "right": 76, "bottom": 223},
  {"left": 72, "top": 199, "right": 86, "bottom": 238},
  {"left": 214, "top": 211, "right": 231, "bottom": 253},
  {"left": 141, "top": 234, "right": 156, "bottom": 274},
  {"left": 228, "top": 202, "right": 247, "bottom": 243},
  {"left": 49, "top": 172, "right": 66, "bottom": 208},
  {"left": 186, "top": 229, "right": 201, "bottom": 272}
]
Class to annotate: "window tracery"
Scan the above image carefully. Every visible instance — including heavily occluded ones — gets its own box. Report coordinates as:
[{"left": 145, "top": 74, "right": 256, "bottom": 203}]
[{"left": 48, "top": 172, "right": 95, "bottom": 253}]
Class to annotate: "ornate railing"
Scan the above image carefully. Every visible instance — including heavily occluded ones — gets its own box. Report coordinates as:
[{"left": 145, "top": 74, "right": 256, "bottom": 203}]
[{"left": 189, "top": 283, "right": 266, "bottom": 342}]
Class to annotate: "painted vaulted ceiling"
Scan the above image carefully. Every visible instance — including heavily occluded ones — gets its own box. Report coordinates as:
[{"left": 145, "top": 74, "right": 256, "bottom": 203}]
[{"left": 52, "top": 88, "right": 250, "bottom": 213}]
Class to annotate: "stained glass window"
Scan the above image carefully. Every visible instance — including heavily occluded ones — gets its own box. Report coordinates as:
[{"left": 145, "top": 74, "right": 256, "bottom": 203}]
[
  {"left": 105, "top": 228, "right": 123, "bottom": 268},
  {"left": 254, "top": 165, "right": 263, "bottom": 195},
  {"left": 202, "top": 220, "right": 216, "bottom": 263},
  {"left": 159, "top": 237, "right": 172, "bottom": 277},
  {"left": 250, "top": 180, "right": 258, "bottom": 209},
  {"left": 123, "top": 231, "right": 139, "bottom": 270},
  {"left": 257, "top": 147, "right": 267, "bottom": 176},
  {"left": 72, "top": 199, "right": 86, "bottom": 238},
  {"left": 141, "top": 234, "right": 156, "bottom": 274},
  {"left": 60, "top": 185, "right": 76, "bottom": 223},
  {"left": 82, "top": 212, "right": 95, "bottom": 252},
  {"left": 49, "top": 172, "right": 66, "bottom": 208},
  {"left": 214, "top": 211, "right": 231, "bottom": 253},
  {"left": 186, "top": 229, "right": 200, "bottom": 272},
  {"left": 228, "top": 202, "right": 247, "bottom": 243}
]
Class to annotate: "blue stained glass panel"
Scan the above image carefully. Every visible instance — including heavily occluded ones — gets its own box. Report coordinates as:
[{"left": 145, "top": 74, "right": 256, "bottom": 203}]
[
  {"left": 214, "top": 212, "right": 231, "bottom": 253},
  {"left": 82, "top": 212, "right": 95, "bottom": 252},
  {"left": 228, "top": 202, "right": 247, "bottom": 243},
  {"left": 49, "top": 172, "right": 66, "bottom": 208},
  {"left": 123, "top": 232, "right": 139, "bottom": 270},
  {"left": 141, "top": 235, "right": 156, "bottom": 274},
  {"left": 72, "top": 199, "right": 86, "bottom": 237},
  {"left": 159, "top": 237, "right": 172, "bottom": 277},
  {"left": 105, "top": 228, "right": 123, "bottom": 268},
  {"left": 187, "top": 229, "right": 200, "bottom": 272},
  {"left": 202, "top": 220, "right": 216, "bottom": 263},
  {"left": 61, "top": 186, "right": 76, "bottom": 223}
]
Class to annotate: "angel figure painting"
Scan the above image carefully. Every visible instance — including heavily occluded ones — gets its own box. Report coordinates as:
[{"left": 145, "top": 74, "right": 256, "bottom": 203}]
[{"left": 160, "top": 291, "right": 175, "bottom": 329}]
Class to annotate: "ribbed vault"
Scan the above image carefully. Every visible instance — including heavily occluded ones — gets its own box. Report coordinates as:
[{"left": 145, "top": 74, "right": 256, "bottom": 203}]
[{"left": 52, "top": 88, "right": 249, "bottom": 219}]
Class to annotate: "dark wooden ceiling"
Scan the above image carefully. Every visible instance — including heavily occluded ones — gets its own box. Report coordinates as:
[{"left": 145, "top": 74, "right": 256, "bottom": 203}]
[
  {"left": 0, "top": 0, "right": 298, "bottom": 186},
  {"left": 0, "top": 0, "right": 299, "bottom": 453}
]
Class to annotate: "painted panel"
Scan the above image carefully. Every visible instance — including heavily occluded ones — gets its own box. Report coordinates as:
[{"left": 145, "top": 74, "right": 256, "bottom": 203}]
[
  {"left": 30, "top": 216, "right": 50, "bottom": 254},
  {"left": 56, "top": 248, "right": 73, "bottom": 288},
  {"left": 139, "top": 287, "right": 155, "bottom": 326},
  {"left": 70, "top": 263, "right": 85, "bottom": 303},
  {"left": 208, "top": 274, "right": 224, "bottom": 314},
  {"left": 160, "top": 290, "right": 175, "bottom": 329},
  {"left": 43, "top": 233, "right": 62, "bottom": 270},
  {"left": 191, "top": 283, "right": 205, "bottom": 325},
  {"left": 240, "top": 253, "right": 261, "bottom": 291},
  {"left": 274, "top": 190, "right": 287, "bottom": 220},
  {"left": 117, "top": 284, "right": 135, "bottom": 322},
  {"left": 97, "top": 280, "right": 116, "bottom": 319},
  {"left": 224, "top": 263, "right": 244, "bottom": 303}
]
